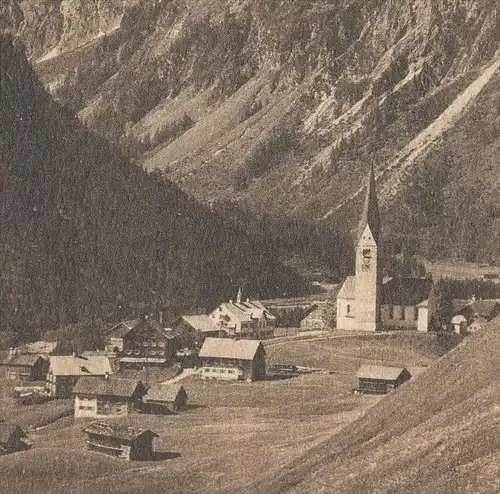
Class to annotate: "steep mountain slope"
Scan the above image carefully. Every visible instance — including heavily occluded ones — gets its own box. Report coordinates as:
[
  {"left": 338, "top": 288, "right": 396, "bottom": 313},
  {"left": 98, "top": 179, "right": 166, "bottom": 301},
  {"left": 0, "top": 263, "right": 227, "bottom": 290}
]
[
  {"left": 0, "top": 36, "right": 306, "bottom": 341},
  {"left": 243, "top": 317, "right": 500, "bottom": 494},
  {"left": 5, "top": 0, "right": 500, "bottom": 262}
]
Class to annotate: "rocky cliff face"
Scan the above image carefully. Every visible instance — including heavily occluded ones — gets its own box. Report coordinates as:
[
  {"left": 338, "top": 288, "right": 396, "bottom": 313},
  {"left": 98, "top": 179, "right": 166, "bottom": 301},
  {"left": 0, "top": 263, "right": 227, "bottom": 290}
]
[{"left": 5, "top": 0, "right": 500, "bottom": 262}]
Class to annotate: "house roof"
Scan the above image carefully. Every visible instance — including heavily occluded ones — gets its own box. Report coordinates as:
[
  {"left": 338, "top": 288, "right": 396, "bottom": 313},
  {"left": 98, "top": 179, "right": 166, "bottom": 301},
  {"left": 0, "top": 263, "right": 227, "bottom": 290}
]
[
  {"left": 120, "top": 318, "right": 180, "bottom": 340},
  {"left": 73, "top": 376, "right": 143, "bottom": 398},
  {"left": 218, "top": 303, "right": 254, "bottom": 322},
  {"left": 199, "top": 337, "right": 263, "bottom": 361},
  {"left": 119, "top": 357, "right": 167, "bottom": 364},
  {"left": 356, "top": 365, "right": 410, "bottom": 381},
  {"left": 469, "top": 300, "right": 500, "bottom": 319},
  {"left": 49, "top": 355, "right": 112, "bottom": 376},
  {"left": 82, "top": 421, "right": 158, "bottom": 441},
  {"left": 381, "top": 277, "right": 432, "bottom": 306},
  {"left": 0, "top": 354, "right": 43, "bottom": 367},
  {"left": 337, "top": 276, "right": 356, "bottom": 300},
  {"left": 144, "top": 384, "right": 186, "bottom": 403},
  {"left": 106, "top": 319, "right": 141, "bottom": 338},
  {"left": 357, "top": 166, "right": 381, "bottom": 244},
  {"left": 0, "top": 423, "right": 26, "bottom": 444},
  {"left": 19, "top": 341, "right": 58, "bottom": 355},
  {"left": 302, "top": 301, "right": 336, "bottom": 319},
  {"left": 179, "top": 315, "right": 219, "bottom": 332}
]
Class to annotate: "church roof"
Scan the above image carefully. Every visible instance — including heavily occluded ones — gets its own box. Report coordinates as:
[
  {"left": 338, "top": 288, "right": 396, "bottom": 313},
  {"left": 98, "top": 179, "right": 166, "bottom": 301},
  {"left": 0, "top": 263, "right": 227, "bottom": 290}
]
[
  {"left": 357, "top": 166, "right": 381, "bottom": 244},
  {"left": 381, "top": 277, "right": 432, "bottom": 306},
  {"left": 337, "top": 276, "right": 356, "bottom": 300}
]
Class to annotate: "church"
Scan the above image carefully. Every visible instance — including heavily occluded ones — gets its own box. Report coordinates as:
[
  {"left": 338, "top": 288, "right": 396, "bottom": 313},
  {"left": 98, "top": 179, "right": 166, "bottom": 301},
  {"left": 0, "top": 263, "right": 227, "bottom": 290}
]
[{"left": 336, "top": 167, "right": 435, "bottom": 332}]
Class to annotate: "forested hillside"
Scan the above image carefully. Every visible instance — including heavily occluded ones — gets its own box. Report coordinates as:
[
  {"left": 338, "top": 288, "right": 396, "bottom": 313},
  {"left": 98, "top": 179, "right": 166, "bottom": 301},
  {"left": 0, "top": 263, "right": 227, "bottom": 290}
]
[{"left": 0, "top": 36, "right": 310, "bottom": 343}]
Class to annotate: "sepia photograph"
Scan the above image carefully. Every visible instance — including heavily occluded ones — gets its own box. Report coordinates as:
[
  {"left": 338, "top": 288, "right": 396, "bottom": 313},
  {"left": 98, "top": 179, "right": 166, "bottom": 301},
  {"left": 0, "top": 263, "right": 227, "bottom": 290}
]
[{"left": 0, "top": 1, "right": 499, "bottom": 493}]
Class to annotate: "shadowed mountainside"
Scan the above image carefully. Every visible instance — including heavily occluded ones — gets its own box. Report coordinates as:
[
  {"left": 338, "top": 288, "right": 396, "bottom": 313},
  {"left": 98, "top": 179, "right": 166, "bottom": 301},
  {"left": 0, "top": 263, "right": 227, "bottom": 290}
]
[{"left": 0, "top": 36, "right": 307, "bottom": 341}]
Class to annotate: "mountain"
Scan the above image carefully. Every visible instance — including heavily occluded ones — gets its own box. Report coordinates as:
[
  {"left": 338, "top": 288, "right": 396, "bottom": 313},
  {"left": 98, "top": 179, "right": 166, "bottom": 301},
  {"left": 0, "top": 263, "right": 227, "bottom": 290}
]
[
  {"left": 4, "top": 1, "right": 500, "bottom": 264},
  {"left": 0, "top": 35, "right": 308, "bottom": 341},
  {"left": 245, "top": 316, "right": 500, "bottom": 494}
]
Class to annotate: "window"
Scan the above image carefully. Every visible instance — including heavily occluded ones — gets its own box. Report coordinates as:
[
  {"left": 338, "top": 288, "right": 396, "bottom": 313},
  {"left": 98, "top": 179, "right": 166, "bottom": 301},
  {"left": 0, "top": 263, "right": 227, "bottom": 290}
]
[
  {"left": 400, "top": 308, "right": 405, "bottom": 321},
  {"left": 388, "top": 306, "right": 394, "bottom": 319},
  {"left": 79, "top": 405, "right": 93, "bottom": 410},
  {"left": 347, "top": 304, "right": 351, "bottom": 314},
  {"left": 414, "top": 307, "right": 419, "bottom": 321}
]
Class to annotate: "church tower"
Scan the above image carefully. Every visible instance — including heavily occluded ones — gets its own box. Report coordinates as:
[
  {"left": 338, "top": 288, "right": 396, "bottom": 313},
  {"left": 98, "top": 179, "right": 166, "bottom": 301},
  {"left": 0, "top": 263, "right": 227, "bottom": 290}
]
[{"left": 353, "top": 166, "right": 382, "bottom": 331}]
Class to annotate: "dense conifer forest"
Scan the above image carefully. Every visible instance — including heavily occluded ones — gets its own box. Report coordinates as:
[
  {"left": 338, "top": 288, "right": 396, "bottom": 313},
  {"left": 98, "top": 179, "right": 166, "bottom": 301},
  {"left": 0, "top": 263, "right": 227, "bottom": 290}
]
[{"left": 1, "top": 36, "right": 346, "bottom": 344}]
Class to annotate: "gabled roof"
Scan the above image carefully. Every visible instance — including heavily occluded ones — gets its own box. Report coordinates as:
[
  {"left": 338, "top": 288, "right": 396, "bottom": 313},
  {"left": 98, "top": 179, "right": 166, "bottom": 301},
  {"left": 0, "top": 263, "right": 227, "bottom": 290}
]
[
  {"left": 337, "top": 276, "right": 356, "bottom": 300},
  {"left": 357, "top": 166, "right": 381, "bottom": 244},
  {"left": 106, "top": 319, "right": 141, "bottom": 338},
  {"left": 302, "top": 301, "right": 336, "bottom": 318},
  {"left": 469, "top": 300, "right": 500, "bottom": 319},
  {"left": 73, "top": 376, "right": 144, "bottom": 398},
  {"left": 49, "top": 355, "right": 112, "bottom": 376},
  {"left": 218, "top": 303, "right": 253, "bottom": 322},
  {"left": 0, "top": 354, "right": 44, "bottom": 367},
  {"left": 121, "top": 318, "right": 180, "bottom": 340},
  {"left": 199, "top": 337, "right": 263, "bottom": 361},
  {"left": 144, "top": 384, "right": 187, "bottom": 403},
  {"left": 82, "top": 421, "right": 158, "bottom": 441},
  {"left": 178, "top": 315, "right": 219, "bottom": 332},
  {"left": 356, "top": 365, "right": 410, "bottom": 381},
  {"left": 0, "top": 423, "right": 26, "bottom": 444},
  {"left": 382, "top": 277, "right": 432, "bottom": 306}
]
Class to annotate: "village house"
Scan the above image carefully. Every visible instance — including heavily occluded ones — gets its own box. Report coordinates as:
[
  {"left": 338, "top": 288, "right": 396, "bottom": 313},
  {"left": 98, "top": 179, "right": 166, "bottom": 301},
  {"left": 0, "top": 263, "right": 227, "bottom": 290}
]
[
  {"left": 143, "top": 384, "right": 188, "bottom": 414},
  {"left": 453, "top": 298, "right": 500, "bottom": 332},
  {"left": 82, "top": 421, "right": 158, "bottom": 461},
  {"left": 107, "top": 317, "right": 181, "bottom": 370},
  {"left": 300, "top": 302, "right": 336, "bottom": 330},
  {"left": 104, "top": 319, "right": 140, "bottom": 355},
  {"left": 46, "top": 354, "right": 112, "bottom": 398},
  {"left": 0, "top": 353, "right": 48, "bottom": 381},
  {"left": 451, "top": 314, "right": 468, "bottom": 335},
  {"left": 336, "top": 167, "right": 435, "bottom": 332},
  {"left": 208, "top": 290, "right": 276, "bottom": 339},
  {"left": 0, "top": 423, "right": 32, "bottom": 455},
  {"left": 72, "top": 376, "right": 146, "bottom": 418},
  {"left": 356, "top": 365, "right": 411, "bottom": 394},
  {"left": 199, "top": 337, "right": 266, "bottom": 382}
]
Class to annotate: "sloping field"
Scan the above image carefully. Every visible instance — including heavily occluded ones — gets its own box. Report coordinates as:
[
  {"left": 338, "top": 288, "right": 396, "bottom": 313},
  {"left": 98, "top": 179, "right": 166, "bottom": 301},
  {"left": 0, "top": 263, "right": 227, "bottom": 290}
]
[
  {"left": 267, "top": 332, "right": 461, "bottom": 373},
  {"left": 250, "top": 317, "right": 500, "bottom": 494},
  {"left": 0, "top": 332, "right": 455, "bottom": 493}
]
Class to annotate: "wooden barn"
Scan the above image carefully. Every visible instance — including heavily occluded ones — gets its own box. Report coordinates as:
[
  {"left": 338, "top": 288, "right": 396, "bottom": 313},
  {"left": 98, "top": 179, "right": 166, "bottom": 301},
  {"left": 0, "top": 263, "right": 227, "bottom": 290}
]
[
  {"left": 143, "top": 384, "right": 188, "bottom": 414},
  {"left": 0, "top": 354, "right": 48, "bottom": 381},
  {"left": 300, "top": 302, "right": 335, "bottom": 330},
  {"left": 199, "top": 337, "right": 266, "bottom": 382},
  {"left": 356, "top": 365, "right": 411, "bottom": 394},
  {"left": 0, "top": 423, "right": 32, "bottom": 455},
  {"left": 73, "top": 376, "right": 146, "bottom": 418},
  {"left": 46, "top": 354, "right": 112, "bottom": 398},
  {"left": 82, "top": 422, "right": 158, "bottom": 461}
]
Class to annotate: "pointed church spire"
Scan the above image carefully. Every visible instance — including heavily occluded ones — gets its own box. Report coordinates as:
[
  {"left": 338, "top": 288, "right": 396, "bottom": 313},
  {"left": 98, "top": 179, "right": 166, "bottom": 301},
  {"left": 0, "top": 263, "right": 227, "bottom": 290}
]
[
  {"left": 236, "top": 287, "right": 242, "bottom": 304},
  {"left": 357, "top": 164, "right": 381, "bottom": 244}
]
